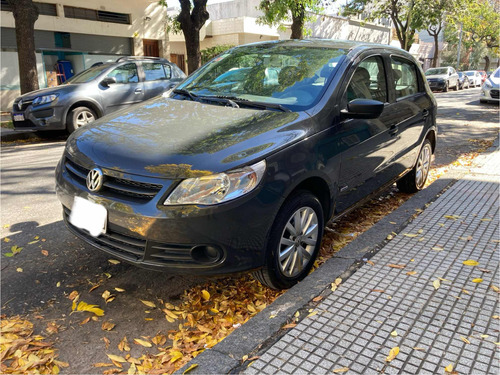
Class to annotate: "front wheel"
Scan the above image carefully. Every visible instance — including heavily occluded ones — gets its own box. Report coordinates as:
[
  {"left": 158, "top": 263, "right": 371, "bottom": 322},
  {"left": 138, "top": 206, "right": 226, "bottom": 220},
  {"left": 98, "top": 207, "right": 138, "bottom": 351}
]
[
  {"left": 397, "top": 140, "right": 432, "bottom": 193},
  {"left": 443, "top": 81, "right": 449, "bottom": 92},
  {"left": 67, "top": 107, "right": 97, "bottom": 134},
  {"left": 454, "top": 80, "right": 459, "bottom": 91},
  {"left": 253, "top": 191, "right": 324, "bottom": 290}
]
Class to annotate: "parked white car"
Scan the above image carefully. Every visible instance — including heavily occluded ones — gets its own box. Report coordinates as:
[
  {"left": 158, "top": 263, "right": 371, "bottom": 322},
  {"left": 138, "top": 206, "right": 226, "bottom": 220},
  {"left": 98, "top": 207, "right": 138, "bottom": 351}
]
[
  {"left": 464, "top": 71, "right": 482, "bottom": 87},
  {"left": 480, "top": 67, "right": 500, "bottom": 103}
]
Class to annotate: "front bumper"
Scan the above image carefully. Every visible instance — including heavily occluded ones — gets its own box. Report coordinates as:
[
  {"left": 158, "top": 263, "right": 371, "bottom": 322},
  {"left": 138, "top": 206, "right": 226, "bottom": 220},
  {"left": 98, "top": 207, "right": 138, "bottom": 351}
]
[
  {"left": 426, "top": 80, "right": 446, "bottom": 90},
  {"left": 11, "top": 102, "right": 66, "bottom": 131},
  {"left": 480, "top": 87, "right": 500, "bottom": 102},
  {"left": 55, "top": 155, "right": 283, "bottom": 275}
]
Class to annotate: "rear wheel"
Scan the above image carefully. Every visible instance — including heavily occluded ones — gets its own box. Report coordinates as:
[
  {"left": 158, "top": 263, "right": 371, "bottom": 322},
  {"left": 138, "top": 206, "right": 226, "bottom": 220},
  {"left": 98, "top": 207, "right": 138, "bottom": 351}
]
[
  {"left": 443, "top": 81, "right": 449, "bottom": 92},
  {"left": 253, "top": 191, "right": 324, "bottom": 290},
  {"left": 454, "top": 80, "right": 459, "bottom": 91},
  {"left": 397, "top": 140, "right": 432, "bottom": 193},
  {"left": 67, "top": 107, "right": 97, "bottom": 134}
]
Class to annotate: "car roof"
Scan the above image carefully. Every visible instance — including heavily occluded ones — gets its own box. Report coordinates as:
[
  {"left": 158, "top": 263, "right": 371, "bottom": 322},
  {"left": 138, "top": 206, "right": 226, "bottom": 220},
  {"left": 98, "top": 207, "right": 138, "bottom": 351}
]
[{"left": 231, "top": 39, "right": 409, "bottom": 55}]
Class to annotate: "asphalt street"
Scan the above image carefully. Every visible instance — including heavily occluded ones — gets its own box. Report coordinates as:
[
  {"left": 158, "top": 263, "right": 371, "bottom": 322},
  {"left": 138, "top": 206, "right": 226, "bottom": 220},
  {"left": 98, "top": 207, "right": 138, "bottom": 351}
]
[{"left": 0, "top": 87, "right": 498, "bottom": 373}]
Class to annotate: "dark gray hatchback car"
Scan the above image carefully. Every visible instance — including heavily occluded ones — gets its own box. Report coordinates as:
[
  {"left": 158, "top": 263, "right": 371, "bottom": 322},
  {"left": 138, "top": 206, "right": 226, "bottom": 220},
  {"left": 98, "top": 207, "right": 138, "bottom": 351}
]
[
  {"left": 12, "top": 57, "right": 185, "bottom": 133},
  {"left": 56, "top": 40, "right": 437, "bottom": 289}
]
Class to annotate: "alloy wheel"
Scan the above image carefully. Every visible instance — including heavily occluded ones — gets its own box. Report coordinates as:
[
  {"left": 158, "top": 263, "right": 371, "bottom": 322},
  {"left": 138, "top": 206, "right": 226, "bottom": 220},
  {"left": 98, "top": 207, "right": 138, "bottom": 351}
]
[
  {"left": 278, "top": 206, "right": 319, "bottom": 278},
  {"left": 415, "top": 143, "right": 432, "bottom": 189},
  {"left": 76, "top": 110, "right": 95, "bottom": 128}
]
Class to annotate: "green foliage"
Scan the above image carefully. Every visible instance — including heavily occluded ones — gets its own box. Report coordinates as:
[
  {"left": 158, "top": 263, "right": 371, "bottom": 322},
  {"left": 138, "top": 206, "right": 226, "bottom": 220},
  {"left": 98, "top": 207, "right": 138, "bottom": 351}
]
[
  {"left": 257, "top": 0, "right": 323, "bottom": 39},
  {"left": 343, "top": 0, "right": 427, "bottom": 50},
  {"left": 201, "top": 45, "right": 235, "bottom": 64}
]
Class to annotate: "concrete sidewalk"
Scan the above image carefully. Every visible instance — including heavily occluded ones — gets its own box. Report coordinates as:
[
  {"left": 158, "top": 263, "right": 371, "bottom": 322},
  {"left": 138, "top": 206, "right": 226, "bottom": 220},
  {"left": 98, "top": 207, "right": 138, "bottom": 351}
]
[{"left": 239, "top": 148, "right": 499, "bottom": 374}]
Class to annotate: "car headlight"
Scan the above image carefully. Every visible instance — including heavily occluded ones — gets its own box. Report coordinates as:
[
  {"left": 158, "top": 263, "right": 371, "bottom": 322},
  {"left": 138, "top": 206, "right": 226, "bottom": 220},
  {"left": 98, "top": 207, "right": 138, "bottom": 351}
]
[
  {"left": 164, "top": 160, "right": 266, "bottom": 205},
  {"left": 485, "top": 80, "right": 492, "bottom": 88},
  {"left": 32, "top": 94, "right": 58, "bottom": 106}
]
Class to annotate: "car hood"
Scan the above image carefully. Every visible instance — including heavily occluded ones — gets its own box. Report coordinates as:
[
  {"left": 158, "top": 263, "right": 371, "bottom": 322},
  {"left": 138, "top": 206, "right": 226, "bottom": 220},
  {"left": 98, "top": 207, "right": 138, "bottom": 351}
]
[
  {"left": 425, "top": 74, "right": 447, "bottom": 80},
  {"left": 66, "top": 97, "right": 304, "bottom": 179},
  {"left": 488, "top": 75, "right": 500, "bottom": 87},
  {"left": 18, "top": 84, "right": 80, "bottom": 100}
]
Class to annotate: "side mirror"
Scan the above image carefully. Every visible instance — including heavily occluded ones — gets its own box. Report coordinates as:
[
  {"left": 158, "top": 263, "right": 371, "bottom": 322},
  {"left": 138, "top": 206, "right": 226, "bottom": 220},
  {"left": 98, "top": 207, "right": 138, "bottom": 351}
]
[
  {"left": 101, "top": 77, "right": 117, "bottom": 87},
  {"left": 341, "top": 99, "right": 384, "bottom": 120}
]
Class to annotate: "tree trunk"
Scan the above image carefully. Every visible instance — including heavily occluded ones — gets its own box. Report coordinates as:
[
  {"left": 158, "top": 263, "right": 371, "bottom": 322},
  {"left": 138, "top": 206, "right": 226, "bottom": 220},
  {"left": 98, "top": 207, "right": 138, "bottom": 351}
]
[
  {"left": 484, "top": 55, "right": 490, "bottom": 72},
  {"left": 432, "top": 33, "right": 439, "bottom": 68},
  {"left": 290, "top": 5, "right": 305, "bottom": 39},
  {"left": 177, "top": 0, "right": 209, "bottom": 74},
  {"left": 184, "top": 31, "right": 201, "bottom": 74},
  {"left": 8, "top": 0, "right": 39, "bottom": 94}
]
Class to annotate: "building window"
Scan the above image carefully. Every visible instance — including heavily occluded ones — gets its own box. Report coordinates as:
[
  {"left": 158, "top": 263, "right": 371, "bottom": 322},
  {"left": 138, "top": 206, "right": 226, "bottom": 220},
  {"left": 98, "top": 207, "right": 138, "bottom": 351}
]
[
  {"left": 64, "top": 6, "right": 130, "bottom": 25},
  {"left": 1, "top": 1, "right": 57, "bottom": 16}
]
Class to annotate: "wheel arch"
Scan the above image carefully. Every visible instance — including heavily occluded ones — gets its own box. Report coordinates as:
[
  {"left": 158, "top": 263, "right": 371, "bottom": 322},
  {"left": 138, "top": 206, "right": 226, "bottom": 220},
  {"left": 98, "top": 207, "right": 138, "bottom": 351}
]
[
  {"left": 64, "top": 100, "right": 103, "bottom": 127},
  {"left": 285, "top": 176, "right": 333, "bottom": 223}
]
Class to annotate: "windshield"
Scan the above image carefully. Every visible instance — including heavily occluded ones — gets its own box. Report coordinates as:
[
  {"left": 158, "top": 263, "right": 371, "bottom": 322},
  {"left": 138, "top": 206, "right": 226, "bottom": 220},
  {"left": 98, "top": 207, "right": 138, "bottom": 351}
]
[
  {"left": 464, "top": 71, "right": 475, "bottom": 76},
  {"left": 425, "top": 68, "right": 448, "bottom": 76},
  {"left": 494, "top": 68, "right": 500, "bottom": 78},
  {"left": 175, "top": 44, "right": 347, "bottom": 111},
  {"left": 458, "top": 72, "right": 464, "bottom": 77},
  {"left": 64, "top": 63, "right": 113, "bottom": 84}
]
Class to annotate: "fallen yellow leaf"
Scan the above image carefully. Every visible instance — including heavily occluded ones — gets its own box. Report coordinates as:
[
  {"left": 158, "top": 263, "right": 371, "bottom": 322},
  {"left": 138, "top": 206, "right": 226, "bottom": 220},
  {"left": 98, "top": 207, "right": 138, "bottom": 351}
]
[
  {"left": 444, "top": 364, "right": 454, "bottom": 373},
  {"left": 390, "top": 330, "right": 397, "bottom": 337},
  {"left": 106, "top": 354, "right": 127, "bottom": 363},
  {"left": 403, "top": 233, "right": 418, "bottom": 238},
  {"left": 460, "top": 336, "right": 470, "bottom": 344},
  {"left": 201, "top": 290, "right": 210, "bottom": 301},
  {"left": 472, "top": 278, "right": 483, "bottom": 283},
  {"left": 332, "top": 368, "right": 349, "bottom": 373},
  {"left": 463, "top": 260, "right": 479, "bottom": 266},
  {"left": 433, "top": 279, "right": 441, "bottom": 290},
  {"left": 133, "top": 338, "right": 152, "bottom": 348},
  {"left": 108, "top": 259, "right": 120, "bottom": 265},
  {"left": 183, "top": 363, "right": 198, "bottom": 374},
  {"left": 385, "top": 346, "right": 399, "bottom": 362},
  {"left": 140, "top": 300, "right": 156, "bottom": 308},
  {"left": 406, "top": 271, "right": 417, "bottom": 276}
]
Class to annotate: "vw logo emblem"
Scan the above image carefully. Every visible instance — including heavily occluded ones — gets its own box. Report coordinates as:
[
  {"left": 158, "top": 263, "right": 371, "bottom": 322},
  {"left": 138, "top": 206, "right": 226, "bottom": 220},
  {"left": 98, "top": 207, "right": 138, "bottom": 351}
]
[
  {"left": 86, "top": 168, "right": 104, "bottom": 192},
  {"left": 18, "top": 99, "right": 23, "bottom": 111}
]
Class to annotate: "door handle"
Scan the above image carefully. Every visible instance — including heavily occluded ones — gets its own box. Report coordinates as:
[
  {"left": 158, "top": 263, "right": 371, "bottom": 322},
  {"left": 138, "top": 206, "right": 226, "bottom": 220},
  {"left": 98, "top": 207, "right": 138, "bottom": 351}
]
[
  {"left": 422, "top": 109, "right": 429, "bottom": 118},
  {"left": 389, "top": 125, "right": 398, "bottom": 136},
  {"left": 134, "top": 88, "right": 143, "bottom": 94}
]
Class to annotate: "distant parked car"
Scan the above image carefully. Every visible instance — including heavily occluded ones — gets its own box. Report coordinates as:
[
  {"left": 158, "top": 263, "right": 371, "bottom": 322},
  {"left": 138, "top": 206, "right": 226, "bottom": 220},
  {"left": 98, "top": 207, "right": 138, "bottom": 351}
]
[
  {"left": 457, "top": 72, "right": 470, "bottom": 89},
  {"left": 425, "top": 66, "right": 459, "bottom": 92},
  {"left": 11, "top": 57, "right": 186, "bottom": 133},
  {"left": 480, "top": 66, "right": 500, "bottom": 104},
  {"left": 478, "top": 70, "right": 487, "bottom": 84},
  {"left": 464, "top": 70, "right": 482, "bottom": 87}
]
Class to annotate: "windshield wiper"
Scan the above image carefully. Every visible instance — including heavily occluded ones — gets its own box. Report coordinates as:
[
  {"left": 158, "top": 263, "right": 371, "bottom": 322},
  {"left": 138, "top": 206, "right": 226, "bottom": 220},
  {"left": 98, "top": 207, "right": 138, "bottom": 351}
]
[
  {"left": 203, "top": 95, "right": 291, "bottom": 112},
  {"left": 197, "top": 95, "right": 239, "bottom": 108},
  {"left": 172, "top": 89, "right": 198, "bottom": 102}
]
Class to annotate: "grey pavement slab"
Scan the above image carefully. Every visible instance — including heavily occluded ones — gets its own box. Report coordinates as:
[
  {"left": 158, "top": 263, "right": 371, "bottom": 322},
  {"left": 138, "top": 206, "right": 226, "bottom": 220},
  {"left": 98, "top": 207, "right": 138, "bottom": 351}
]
[{"left": 240, "top": 149, "right": 500, "bottom": 374}]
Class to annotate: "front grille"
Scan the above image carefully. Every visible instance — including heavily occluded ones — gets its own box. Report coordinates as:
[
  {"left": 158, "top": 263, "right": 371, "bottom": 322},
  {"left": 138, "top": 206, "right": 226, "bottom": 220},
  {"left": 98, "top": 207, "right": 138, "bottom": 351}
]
[
  {"left": 13, "top": 119, "right": 36, "bottom": 128},
  {"left": 490, "top": 89, "right": 499, "bottom": 99},
  {"left": 13, "top": 100, "right": 33, "bottom": 111},
  {"left": 64, "top": 157, "right": 163, "bottom": 201},
  {"left": 64, "top": 208, "right": 146, "bottom": 260}
]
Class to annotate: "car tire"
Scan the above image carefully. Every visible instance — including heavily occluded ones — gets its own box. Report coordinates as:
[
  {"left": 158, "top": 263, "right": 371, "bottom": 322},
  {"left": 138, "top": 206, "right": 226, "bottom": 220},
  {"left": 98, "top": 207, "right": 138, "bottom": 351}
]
[
  {"left": 443, "top": 81, "right": 449, "bottom": 92},
  {"left": 397, "top": 139, "right": 432, "bottom": 194},
  {"left": 253, "top": 191, "right": 324, "bottom": 290},
  {"left": 454, "top": 81, "right": 459, "bottom": 91},
  {"left": 464, "top": 81, "right": 469, "bottom": 89},
  {"left": 67, "top": 107, "right": 97, "bottom": 134}
]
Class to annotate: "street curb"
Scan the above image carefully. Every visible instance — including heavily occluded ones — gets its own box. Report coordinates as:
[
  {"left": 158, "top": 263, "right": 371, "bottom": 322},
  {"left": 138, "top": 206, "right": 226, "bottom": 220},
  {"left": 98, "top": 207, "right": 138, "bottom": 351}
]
[
  {"left": 176, "top": 172, "right": 468, "bottom": 374},
  {"left": 0, "top": 129, "right": 39, "bottom": 142}
]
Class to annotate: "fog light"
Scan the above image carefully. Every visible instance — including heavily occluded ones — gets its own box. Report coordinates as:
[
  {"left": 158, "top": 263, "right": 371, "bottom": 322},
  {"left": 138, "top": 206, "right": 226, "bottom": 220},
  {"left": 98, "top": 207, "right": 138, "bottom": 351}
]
[{"left": 191, "top": 245, "right": 223, "bottom": 264}]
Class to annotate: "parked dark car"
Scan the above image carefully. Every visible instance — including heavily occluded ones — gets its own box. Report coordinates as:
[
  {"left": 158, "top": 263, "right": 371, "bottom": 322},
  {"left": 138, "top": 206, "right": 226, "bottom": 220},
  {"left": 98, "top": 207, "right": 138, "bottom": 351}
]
[
  {"left": 424, "top": 66, "right": 459, "bottom": 91},
  {"left": 55, "top": 40, "right": 437, "bottom": 289},
  {"left": 457, "top": 72, "right": 470, "bottom": 89},
  {"left": 11, "top": 57, "right": 186, "bottom": 133}
]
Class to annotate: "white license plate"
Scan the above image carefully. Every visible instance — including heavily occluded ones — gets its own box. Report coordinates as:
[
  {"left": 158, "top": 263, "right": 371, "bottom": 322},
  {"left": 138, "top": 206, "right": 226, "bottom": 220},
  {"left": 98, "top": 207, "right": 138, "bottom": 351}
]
[
  {"left": 13, "top": 113, "right": 25, "bottom": 121},
  {"left": 69, "top": 196, "right": 107, "bottom": 237}
]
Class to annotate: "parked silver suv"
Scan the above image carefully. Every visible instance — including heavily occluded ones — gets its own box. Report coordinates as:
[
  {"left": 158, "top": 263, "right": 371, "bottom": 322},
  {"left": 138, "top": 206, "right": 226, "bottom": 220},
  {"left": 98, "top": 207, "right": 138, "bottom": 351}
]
[
  {"left": 425, "top": 66, "right": 459, "bottom": 92},
  {"left": 12, "top": 57, "right": 186, "bottom": 133}
]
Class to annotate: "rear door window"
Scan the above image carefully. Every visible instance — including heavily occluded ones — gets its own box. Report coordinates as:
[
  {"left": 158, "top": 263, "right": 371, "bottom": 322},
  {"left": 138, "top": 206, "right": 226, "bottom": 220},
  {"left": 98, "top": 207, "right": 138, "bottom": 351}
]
[
  {"left": 142, "top": 62, "right": 172, "bottom": 81},
  {"left": 391, "top": 57, "right": 420, "bottom": 99}
]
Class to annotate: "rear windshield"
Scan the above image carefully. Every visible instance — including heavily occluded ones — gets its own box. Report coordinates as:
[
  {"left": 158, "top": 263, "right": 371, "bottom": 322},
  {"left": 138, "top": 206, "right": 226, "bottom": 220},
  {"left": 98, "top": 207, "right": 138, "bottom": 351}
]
[
  {"left": 176, "top": 44, "right": 347, "bottom": 111},
  {"left": 64, "top": 63, "right": 113, "bottom": 84},
  {"left": 425, "top": 68, "right": 448, "bottom": 75}
]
